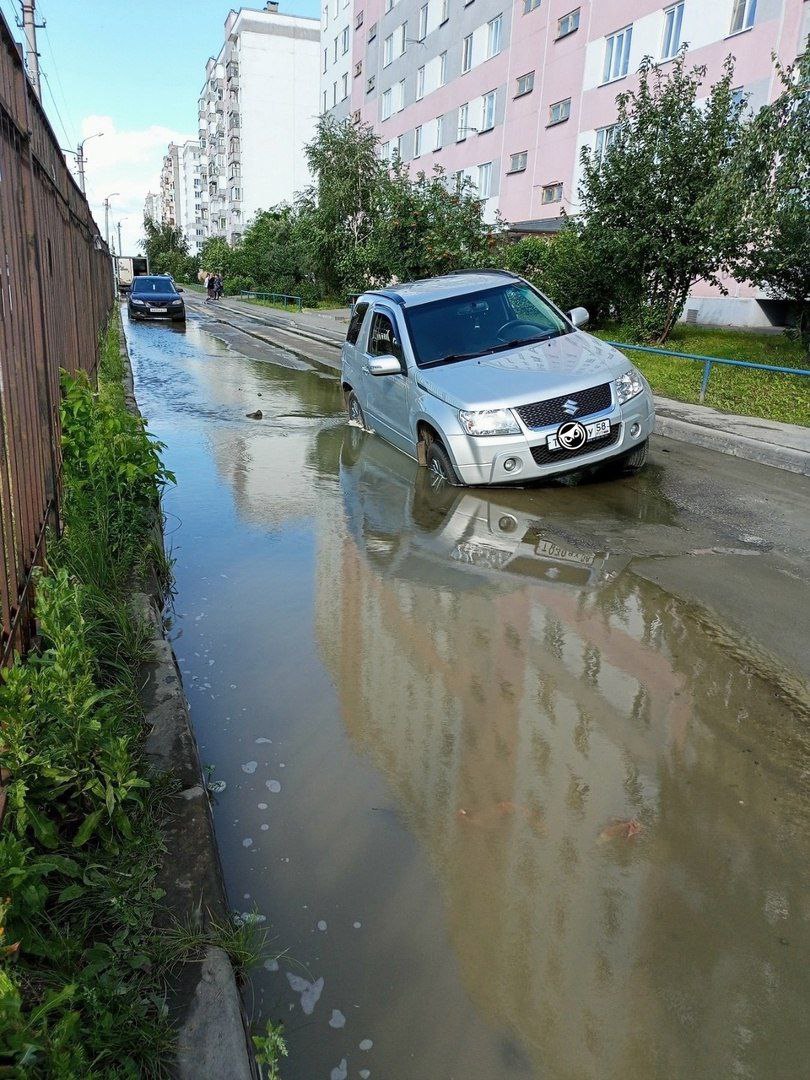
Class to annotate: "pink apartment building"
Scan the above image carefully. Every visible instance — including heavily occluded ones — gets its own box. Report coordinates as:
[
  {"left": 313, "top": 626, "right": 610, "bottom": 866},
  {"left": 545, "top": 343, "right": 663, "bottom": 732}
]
[{"left": 321, "top": 0, "right": 809, "bottom": 326}]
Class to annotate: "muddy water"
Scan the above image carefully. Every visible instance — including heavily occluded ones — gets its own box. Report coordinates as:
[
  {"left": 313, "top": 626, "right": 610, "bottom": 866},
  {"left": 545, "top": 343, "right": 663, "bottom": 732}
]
[{"left": 126, "top": 313, "right": 810, "bottom": 1080}]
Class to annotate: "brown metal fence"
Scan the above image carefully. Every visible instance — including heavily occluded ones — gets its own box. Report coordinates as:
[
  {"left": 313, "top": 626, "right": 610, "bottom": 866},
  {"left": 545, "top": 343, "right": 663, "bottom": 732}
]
[{"left": 0, "top": 11, "right": 114, "bottom": 667}]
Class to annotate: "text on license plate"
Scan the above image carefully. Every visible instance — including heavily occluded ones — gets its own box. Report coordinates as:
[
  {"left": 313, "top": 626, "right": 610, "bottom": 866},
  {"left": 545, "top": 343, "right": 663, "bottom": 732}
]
[
  {"left": 547, "top": 418, "right": 611, "bottom": 451},
  {"left": 151, "top": 306, "right": 167, "bottom": 313}
]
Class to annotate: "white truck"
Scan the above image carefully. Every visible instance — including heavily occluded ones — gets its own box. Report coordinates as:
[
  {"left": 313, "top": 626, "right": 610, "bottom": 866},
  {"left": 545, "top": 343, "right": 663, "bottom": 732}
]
[{"left": 116, "top": 256, "right": 148, "bottom": 294}]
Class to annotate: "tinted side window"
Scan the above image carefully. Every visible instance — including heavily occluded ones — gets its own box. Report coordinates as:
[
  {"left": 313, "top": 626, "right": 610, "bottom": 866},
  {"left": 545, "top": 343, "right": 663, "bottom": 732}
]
[
  {"left": 368, "top": 312, "right": 404, "bottom": 362},
  {"left": 346, "top": 301, "right": 369, "bottom": 344}
]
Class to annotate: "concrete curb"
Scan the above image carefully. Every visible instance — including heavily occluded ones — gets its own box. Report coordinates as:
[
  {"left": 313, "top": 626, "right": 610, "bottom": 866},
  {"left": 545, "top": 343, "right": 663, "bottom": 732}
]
[
  {"left": 191, "top": 296, "right": 810, "bottom": 476},
  {"left": 119, "top": 322, "right": 256, "bottom": 1080},
  {"left": 654, "top": 410, "right": 810, "bottom": 476}
]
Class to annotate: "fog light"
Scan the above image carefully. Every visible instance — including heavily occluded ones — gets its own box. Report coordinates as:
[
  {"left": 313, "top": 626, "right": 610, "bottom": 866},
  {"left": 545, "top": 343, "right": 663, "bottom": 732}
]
[
  {"left": 503, "top": 457, "right": 517, "bottom": 472},
  {"left": 630, "top": 423, "right": 641, "bottom": 438}
]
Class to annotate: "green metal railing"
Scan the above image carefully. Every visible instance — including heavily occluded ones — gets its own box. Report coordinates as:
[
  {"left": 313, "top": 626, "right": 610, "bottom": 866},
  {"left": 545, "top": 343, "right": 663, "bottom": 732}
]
[
  {"left": 606, "top": 341, "right": 810, "bottom": 403},
  {"left": 240, "top": 290, "right": 303, "bottom": 313}
]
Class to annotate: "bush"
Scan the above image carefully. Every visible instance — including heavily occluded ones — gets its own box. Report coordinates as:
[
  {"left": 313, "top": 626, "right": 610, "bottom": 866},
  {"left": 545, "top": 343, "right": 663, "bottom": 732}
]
[
  {"left": 223, "top": 275, "right": 254, "bottom": 295},
  {"left": 499, "top": 227, "right": 612, "bottom": 324}
]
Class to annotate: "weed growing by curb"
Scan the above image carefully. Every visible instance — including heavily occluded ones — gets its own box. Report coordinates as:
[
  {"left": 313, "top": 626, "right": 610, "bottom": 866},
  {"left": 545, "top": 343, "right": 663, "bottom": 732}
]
[{"left": 0, "top": 318, "right": 281, "bottom": 1076}]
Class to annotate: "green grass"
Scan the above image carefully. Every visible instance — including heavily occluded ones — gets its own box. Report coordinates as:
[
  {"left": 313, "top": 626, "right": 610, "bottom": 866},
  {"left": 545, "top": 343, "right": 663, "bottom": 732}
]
[
  {"left": 593, "top": 324, "right": 810, "bottom": 426},
  {"left": 0, "top": 315, "right": 280, "bottom": 1077},
  {"left": 240, "top": 295, "right": 303, "bottom": 313}
]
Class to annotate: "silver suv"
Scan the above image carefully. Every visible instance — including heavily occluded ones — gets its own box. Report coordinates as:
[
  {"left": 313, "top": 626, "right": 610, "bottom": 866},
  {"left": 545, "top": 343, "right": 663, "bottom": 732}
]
[{"left": 341, "top": 270, "right": 655, "bottom": 486}]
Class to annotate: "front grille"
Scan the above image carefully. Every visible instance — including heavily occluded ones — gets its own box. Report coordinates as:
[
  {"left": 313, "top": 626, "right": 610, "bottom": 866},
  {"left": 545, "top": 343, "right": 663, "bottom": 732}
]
[
  {"left": 530, "top": 424, "right": 621, "bottom": 467},
  {"left": 515, "top": 382, "right": 612, "bottom": 429}
]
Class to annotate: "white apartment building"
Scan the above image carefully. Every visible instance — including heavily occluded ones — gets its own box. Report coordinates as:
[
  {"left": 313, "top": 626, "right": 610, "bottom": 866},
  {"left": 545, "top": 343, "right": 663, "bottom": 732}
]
[
  {"left": 197, "top": 2, "right": 321, "bottom": 246},
  {"left": 159, "top": 144, "right": 181, "bottom": 227},
  {"left": 179, "top": 140, "right": 205, "bottom": 253},
  {"left": 143, "top": 191, "right": 162, "bottom": 224},
  {"left": 320, "top": 0, "right": 355, "bottom": 120}
]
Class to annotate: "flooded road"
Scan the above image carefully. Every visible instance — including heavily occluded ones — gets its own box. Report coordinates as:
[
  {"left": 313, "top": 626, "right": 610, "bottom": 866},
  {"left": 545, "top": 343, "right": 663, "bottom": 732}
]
[{"left": 125, "top": 309, "right": 810, "bottom": 1080}]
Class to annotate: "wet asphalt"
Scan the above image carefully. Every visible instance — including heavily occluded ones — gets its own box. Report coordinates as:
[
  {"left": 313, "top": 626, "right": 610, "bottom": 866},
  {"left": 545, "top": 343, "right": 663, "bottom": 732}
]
[{"left": 125, "top": 304, "right": 810, "bottom": 1080}]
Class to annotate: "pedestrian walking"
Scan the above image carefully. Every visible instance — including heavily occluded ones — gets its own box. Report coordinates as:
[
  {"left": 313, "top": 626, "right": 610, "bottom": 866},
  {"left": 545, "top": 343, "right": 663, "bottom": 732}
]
[
  {"left": 205, "top": 273, "right": 215, "bottom": 302},
  {"left": 214, "top": 273, "right": 224, "bottom": 300}
]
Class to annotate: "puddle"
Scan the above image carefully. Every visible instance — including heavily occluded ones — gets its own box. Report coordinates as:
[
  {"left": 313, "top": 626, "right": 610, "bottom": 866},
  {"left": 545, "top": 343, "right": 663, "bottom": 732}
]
[{"left": 125, "top": 311, "right": 810, "bottom": 1080}]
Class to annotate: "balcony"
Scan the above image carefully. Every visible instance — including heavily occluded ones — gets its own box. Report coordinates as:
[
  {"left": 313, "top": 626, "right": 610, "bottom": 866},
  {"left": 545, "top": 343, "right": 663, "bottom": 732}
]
[
  {"left": 228, "top": 111, "right": 240, "bottom": 129},
  {"left": 226, "top": 61, "right": 239, "bottom": 80}
]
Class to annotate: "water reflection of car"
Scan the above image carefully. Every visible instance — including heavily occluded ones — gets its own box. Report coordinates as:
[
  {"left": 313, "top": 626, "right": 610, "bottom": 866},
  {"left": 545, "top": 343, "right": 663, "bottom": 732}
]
[
  {"left": 341, "top": 270, "right": 654, "bottom": 488},
  {"left": 339, "top": 429, "right": 629, "bottom": 589},
  {"left": 127, "top": 275, "right": 186, "bottom": 322}
]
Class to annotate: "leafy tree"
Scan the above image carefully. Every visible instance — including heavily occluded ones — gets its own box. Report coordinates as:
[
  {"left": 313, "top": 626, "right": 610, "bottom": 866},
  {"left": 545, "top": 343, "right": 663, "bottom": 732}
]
[
  {"left": 732, "top": 50, "right": 810, "bottom": 350},
  {"left": 140, "top": 217, "right": 199, "bottom": 280},
  {"left": 577, "top": 53, "right": 747, "bottom": 342}
]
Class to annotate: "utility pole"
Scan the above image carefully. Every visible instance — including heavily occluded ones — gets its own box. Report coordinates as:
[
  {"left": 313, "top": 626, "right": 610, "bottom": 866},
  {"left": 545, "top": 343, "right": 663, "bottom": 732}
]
[
  {"left": 117, "top": 221, "right": 123, "bottom": 257},
  {"left": 73, "top": 132, "right": 103, "bottom": 195},
  {"left": 103, "top": 194, "right": 119, "bottom": 249},
  {"left": 21, "top": 0, "right": 42, "bottom": 99}
]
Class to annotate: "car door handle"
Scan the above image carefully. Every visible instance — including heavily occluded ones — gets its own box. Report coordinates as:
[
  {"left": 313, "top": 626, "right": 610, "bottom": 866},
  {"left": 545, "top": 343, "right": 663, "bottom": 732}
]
[{"left": 361, "top": 365, "right": 370, "bottom": 374}]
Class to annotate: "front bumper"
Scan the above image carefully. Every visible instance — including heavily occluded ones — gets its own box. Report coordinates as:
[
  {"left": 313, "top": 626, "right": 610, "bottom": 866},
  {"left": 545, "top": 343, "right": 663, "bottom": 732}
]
[
  {"left": 446, "top": 393, "right": 655, "bottom": 486},
  {"left": 129, "top": 305, "right": 185, "bottom": 321}
]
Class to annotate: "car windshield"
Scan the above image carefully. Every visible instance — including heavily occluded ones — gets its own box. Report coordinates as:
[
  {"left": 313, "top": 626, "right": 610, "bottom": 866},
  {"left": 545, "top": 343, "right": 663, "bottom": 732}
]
[
  {"left": 405, "top": 282, "right": 571, "bottom": 368},
  {"left": 132, "top": 277, "right": 177, "bottom": 294}
]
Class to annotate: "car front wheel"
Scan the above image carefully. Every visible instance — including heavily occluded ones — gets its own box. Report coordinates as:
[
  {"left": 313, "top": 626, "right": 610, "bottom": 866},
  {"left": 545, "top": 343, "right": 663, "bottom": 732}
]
[
  {"left": 613, "top": 438, "right": 649, "bottom": 475},
  {"left": 426, "top": 440, "right": 461, "bottom": 487},
  {"left": 346, "top": 390, "right": 365, "bottom": 428}
]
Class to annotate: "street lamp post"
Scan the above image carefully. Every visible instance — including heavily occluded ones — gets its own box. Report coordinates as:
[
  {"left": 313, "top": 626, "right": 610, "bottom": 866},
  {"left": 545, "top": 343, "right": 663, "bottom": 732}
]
[
  {"left": 103, "top": 193, "right": 119, "bottom": 250},
  {"left": 74, "top": 132, "right": 104, "bottom": 194}
]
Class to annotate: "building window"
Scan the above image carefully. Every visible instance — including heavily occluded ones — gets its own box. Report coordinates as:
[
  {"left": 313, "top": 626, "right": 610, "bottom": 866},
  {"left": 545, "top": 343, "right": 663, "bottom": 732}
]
[
  {"left": 439, "top": 51, "right": 448, "bottom": 85},
  {"left": 382, "top": 88, "right": 393, "bottom": 119},
  {"left": 594, "top": 124, "right": 618, "bottom": 164},
  {"left": 730, "top": 0, "right": 757, "bottom": 34},
  {"left": 342, "top": 26, "right": 350, "bottom": 53},
  {"left": 384, "top": 33, "right": 394, "bottom": 65},
  {"left": 661, "top": 2, "right": 684, "bottom": 59},
  {"left": 434, "top": 115, "right": 443, "bottom": 150},
  {"left": 333, "top": 81, "right": 338, "bottom": 105},
  {"left": 395, "top": 134, "right": 404, "bottom": 159},
  {"left": 385, "top": 0, "right": 394, "bottom": 10},
  {"left": 416, "top": 65, "right": 425, "bottom": 99},
  {"left": 457, "top": 102, "right": 469, "bottom": 141},
  {"left": 542, "top": 182, "right": 563, "bottom": 203},
  {"left": 355, "top": 9, "right": 364, "bottom": 28},
  {"left": 508, "top": 150, "right": 528, "bottom": 173},
  {"left": 367, "top": 74, "right": 376, "bottom": 92},
  {"left": 481, "top": 90, "right": 496, "bottom": 131},
  {"left": 478, "top": 161, "right": 492, "bottom": 198},
  {"left": 557, "top": 8, "right": 579, "bottom": 38},
  {"left": 414, "top": 124, "right": 423, "bottom": 156},
  {"left": 323, "top": 3, "right": 329, "bottom": 26},
  {"left": 322, "top": 48, "right": 327, "bottom": 73},
  {"left": 523, "top": 0, "right": 541, "bottom": 12},
  {"left": 368, "top": 21, "right": 377, "bottom": 41},
  {"left": 333, "top": 35, "right": 339, "bottom": 62},
  {"left": 440, "top": 0, "right": 449, "bottom": 22},
  {"left": 397, "top": 78, "right": 406, "bottom": 111},
  {"left": 462, "top": 34, "right": 473, "bottom": 73},
  {"left": 418, "top": 3, "right": 428, "bottom": 40},
  {"left": 342, "top": 72, "right": 349, "bottom": 99},
  {"left": 355, "top": 60, "right": 363, "bottom": 77},
  {"left": 603, "top": 25, "right": 632, "bottom": 83},
  {"left": 381, "top": 140, "right": 390, "bottom": 160},
  {"left": 398, "top": 22, "right": 407, "bottom": 56},
  {"left": 487, "top": 15, "right": 503, "bottom": 58},
  {"left": 515, "top": 70, "right": 535, "bottom": 96},
  {"left": 548, "top": 97, "right": 571, "bottom": 125}
]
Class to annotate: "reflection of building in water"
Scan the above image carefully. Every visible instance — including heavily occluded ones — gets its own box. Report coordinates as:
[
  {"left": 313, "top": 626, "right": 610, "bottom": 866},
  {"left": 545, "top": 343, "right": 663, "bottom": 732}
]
[{"left": 314, "top": 473, "right": 809, "bottom": 1079}]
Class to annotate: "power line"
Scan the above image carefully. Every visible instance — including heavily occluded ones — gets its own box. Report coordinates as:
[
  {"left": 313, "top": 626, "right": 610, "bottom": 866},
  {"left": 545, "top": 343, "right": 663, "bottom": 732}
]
[
  {"left": 41, "top": 69, "right": 71, "bottom": 148},
  {"left": 36, "top": 0, "right": 78, "bottom": 147}
]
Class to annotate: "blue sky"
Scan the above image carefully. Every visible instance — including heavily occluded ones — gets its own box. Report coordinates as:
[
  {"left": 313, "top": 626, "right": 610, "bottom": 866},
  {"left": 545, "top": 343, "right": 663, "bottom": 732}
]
[{"left": 0, "top": 0, "right": 319, "bottom": 250}]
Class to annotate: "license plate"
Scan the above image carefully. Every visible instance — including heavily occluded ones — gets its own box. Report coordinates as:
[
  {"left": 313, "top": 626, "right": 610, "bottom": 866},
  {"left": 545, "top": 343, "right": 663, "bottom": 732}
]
[
  {"left": 547, "top": 418, "right": 611, "bottom": 451},
  {"left": 151, "top": 306, "right": 167, "bottom": 313}
]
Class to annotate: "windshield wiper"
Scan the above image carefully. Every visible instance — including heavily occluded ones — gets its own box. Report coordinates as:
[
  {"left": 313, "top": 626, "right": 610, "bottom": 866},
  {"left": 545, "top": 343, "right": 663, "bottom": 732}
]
[
  {"left": 420, "top": 351, "right": 483, "bottom": 368},
  {"left": 484, "top": 331, "right": 562, "bottom": 354}
]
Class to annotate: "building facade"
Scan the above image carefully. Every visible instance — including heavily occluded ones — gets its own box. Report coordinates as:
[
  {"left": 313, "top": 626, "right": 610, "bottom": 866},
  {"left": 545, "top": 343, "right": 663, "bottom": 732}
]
[
  {"left": 197, "top": 3, "right": 321, "bottom": 247},
  {"left": 159, "top": 143, "right": 181, "bottom": 227},
  {"left": 143, "top": 190, "right": 162, "bottom": 224},
  {"left": 325, "top": 0, "right": 809, "bottom": 324}
]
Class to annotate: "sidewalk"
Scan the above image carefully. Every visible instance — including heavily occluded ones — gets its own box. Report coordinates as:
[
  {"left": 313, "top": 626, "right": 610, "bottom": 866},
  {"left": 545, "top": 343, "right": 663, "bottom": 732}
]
[{"left": 191, "top": 295, "right": 809, "bottom": 476}]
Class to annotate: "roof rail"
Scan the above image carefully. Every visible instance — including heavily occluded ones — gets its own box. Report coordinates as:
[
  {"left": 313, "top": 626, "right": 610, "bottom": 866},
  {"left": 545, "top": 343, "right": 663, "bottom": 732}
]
[
  {"left": 445, "top": 268, "right": 520, "bottom": 279},
  {"left": 363, "top": 289, "right": 405, "bottom": 305}
]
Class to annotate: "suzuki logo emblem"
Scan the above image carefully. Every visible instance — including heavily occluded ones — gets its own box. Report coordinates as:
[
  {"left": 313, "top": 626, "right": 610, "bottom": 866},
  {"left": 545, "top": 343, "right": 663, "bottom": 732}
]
[{"left": 562, "top": 398, "right": 580, "bottom": 416}]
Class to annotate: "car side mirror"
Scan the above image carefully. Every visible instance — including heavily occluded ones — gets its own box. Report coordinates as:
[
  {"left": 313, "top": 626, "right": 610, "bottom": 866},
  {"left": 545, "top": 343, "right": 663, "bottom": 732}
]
[
  {"left": 176, "top": 287, "right": 184, "bottom": 293},
  {"left": 568, "top": 306, "right": 589, "bottom": 329},
  {"left": 368, "top": 355, "right": 403, "bottom": 376}
]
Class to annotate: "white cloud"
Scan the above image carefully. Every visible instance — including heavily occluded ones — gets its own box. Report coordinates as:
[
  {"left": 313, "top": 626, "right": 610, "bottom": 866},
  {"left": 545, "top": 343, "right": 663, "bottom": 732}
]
[{"left": 75, "top": 115, "right": 193, "bottom": 256}]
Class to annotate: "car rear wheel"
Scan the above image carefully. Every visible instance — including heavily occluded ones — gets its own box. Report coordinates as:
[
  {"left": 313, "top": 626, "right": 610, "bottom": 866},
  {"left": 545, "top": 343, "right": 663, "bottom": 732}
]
[
  {"left": 426, "top": 441, "right": 461, "bottom": 487},
  {"left": 346, "top": 390, "right": 365, "bottom": 428}
]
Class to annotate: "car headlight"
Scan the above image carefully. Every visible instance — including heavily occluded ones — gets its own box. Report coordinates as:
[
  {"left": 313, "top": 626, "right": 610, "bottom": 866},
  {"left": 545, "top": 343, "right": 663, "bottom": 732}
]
[
  {"left": 131, "top": 298, "right": 145, "bottom": 305},
  {"left": 458, "top": 408, "right": 520, "bottom": 436},
  {"left": 614, "top": 369, "right": 644, "bottom": 404},
  {"left": 171, "top": 299, "right": 183, "bottom": 306}
]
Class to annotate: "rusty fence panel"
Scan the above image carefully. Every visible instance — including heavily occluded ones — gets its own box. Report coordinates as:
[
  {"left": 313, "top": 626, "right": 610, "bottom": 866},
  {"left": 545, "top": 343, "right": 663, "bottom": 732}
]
[{"left": 0, "top": 10, "right": 114, "bottom": 667}]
